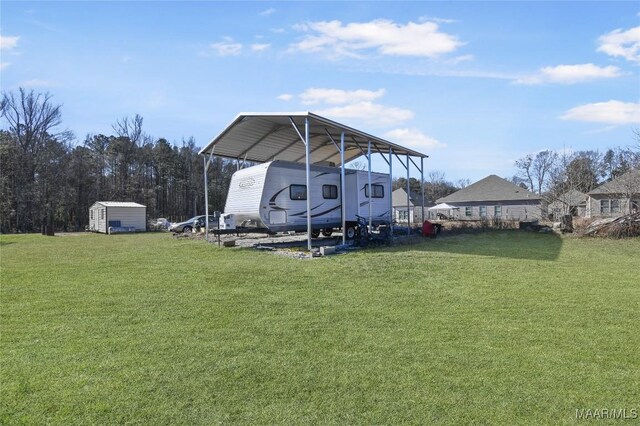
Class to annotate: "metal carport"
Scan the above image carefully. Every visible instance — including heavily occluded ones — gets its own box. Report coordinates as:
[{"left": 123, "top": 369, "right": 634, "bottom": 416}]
[{"left": 199, "top": 112, "right": 429, "bottom": 251}]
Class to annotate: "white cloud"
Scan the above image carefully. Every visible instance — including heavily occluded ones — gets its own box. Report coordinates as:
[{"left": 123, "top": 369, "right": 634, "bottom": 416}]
[
  {"left": 251, "top": 43, "right": 271, "bottom": 52},
  {"left": 317, "top": 101, "right": 414, "bottom": 127},
  {"left": 383, "top": 128, "right": 445, "bottom": 150},
  {"left": 560, "top": 100, "right": 640, "bottom": 125},
  {"left": 271, "top": 28, "right": 286, "bottom": 34},
  {"left": 419, "top": 16, "right": 459, "bottom": 24},
  {"left": 597, "top": 26, "right": 640, "bottom": 63},
  {"left": 516, "top": 63, "right": 622, "bottom": 85},
  {"left": 277, "top": 93, "right": 293, "bottom": 101},
  {"left": 210, "top": 38, "right": 242, "bottom": 56},
  {"left": 0, "top": 62, "right": 10, "bottom": 70},
  {"left": 0, "top": 35, "right": 19, "bottom": 50},
  {"left": 299, "top": 88, "right": 385, "bottom": 105},
  {"left": 260, "top": 8, "right": 276, "bottom": 16},
  {"left": 291, "top": 19, "right": 464, "bottom": 59},
  {"left": 20, "top": 78, "right": 55, "bottom": 88}
]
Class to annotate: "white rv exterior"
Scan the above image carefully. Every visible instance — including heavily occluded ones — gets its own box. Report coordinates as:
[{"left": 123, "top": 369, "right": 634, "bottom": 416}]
[
  {"left": 223, "top": 161, "right": 390, "bottom": 234},
  {"left": 89, "top": 202, "right": 146, "bottom": 233}
]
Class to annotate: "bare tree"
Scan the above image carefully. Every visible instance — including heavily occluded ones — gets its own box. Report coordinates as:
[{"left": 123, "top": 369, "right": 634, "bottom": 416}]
[
  {"left": 531, "top": 150, "right": 558, "bottom": 194},
  {"left": 1, "top": 88, "right": 68, "bottom": 156},
  {"left": 515, "top": 154, "right": 534, "bottom": 192},
  {"left": 112, "top": 114, "right": 144, "bottom": 145}
]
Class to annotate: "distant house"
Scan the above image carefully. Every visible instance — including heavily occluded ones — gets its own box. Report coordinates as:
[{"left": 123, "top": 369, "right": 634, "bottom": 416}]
[
  {"left": 392, "top": 188, "right": 434, "bottom": 224},
  {"left": 436, "top": 175, "right": 543, "bottom": 220},
  {"left": 586, "top": 169, "right": 640, "bottom": 218},
  {"left": 548, "top": 189, "right": 587, "bottom": 220},
  {"left": 89, "top": 202, "right": 147, "bottom": 233}
]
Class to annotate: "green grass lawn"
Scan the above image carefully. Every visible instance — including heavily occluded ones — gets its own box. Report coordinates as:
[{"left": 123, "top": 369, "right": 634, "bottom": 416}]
[{"left": 1, "top": 232, "right": 639, "bottom": 424}]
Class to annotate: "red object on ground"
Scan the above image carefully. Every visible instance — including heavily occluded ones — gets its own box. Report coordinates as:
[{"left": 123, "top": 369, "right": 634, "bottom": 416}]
[{"left": 422, "top": 220, "right": 435, "bottom": 237}]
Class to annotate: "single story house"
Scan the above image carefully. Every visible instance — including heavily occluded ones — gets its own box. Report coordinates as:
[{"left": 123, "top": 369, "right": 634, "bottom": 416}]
[
  {"left": 586, "top": 169, "right": 640, "bottom": 218},
  {"left": 548, "top": 189, "right": 587, "bottom": 220},
  {"left": 436, "top": 175, "right": 544, "bottom": 221},
  {"left": 89, "top": 201, "right": 147, "bottom": 233},
  {"left": 392, "top": 188, "right": 434, "bottom": 224}
]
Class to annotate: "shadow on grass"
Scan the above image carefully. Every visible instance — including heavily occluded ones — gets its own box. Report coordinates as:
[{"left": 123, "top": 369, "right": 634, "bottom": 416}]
[
  {"left": 0, "top": 240, "right": 15, "bottom": 246},
  {"left": 386, "top": 230, "right": 563, "bottom": 261}
]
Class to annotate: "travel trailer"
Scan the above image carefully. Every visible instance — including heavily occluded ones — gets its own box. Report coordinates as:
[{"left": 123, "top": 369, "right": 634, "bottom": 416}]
[{"left": 219, "top": 161, "right": 391, "bottom": 238}]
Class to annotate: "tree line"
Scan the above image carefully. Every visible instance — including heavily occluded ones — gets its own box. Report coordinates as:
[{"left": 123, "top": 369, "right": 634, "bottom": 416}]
[
  {"left": 0, "top": 88, "right": 236, "bottom": 233},
  {"left": 511, "top": 140, "right": 640, "bottom": 202},
  {"left": 2, "top": 88, "right": 637, "bottom": 233}
]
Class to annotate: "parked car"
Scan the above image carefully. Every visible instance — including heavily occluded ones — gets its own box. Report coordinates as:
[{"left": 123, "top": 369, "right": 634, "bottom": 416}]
[
  {"left": 155, "top": 218, "right": 170, "bottom": 229},
  {"left": 170, "top": 214, "right": 219, "bottom": 233}
]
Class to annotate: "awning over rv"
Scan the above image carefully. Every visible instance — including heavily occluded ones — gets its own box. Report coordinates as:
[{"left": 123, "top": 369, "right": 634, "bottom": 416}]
[{"left": 198, "top": 112, "right": 428, "bottom": 165}]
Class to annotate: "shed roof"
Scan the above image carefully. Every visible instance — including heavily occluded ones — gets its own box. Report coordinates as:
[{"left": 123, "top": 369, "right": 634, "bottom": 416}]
[
  {"left": 91, "top": 202, "right": 146, "bottom": 208},
  {"left": 199, "top": 112, "right": 428, "bottom": 165},
  {"left": 437, "top": 175, "right": 541, "bottom": 203}
]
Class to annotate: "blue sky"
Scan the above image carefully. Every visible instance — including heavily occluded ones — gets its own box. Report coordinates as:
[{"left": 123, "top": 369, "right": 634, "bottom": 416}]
[{"left": 1, "top": 1, "right": 639, "bottom": 181}]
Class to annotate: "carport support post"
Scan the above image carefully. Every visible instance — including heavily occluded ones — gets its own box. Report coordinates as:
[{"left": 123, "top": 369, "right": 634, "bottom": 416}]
[
  {"left": 421, "top": 157, "right": 425, "bottom": 224},
  {"left": 305, "top": 117, "right": 312, "bottom": 252},
  {"left": 341, "top": 131, "right": 346, "bottom": 246},
  {"left": 389, "top": 147, "right": 393, "bottom": 236},
  {"left": 368, "top": 140, "right": 372, "bottom": 230},
  {"left": 406, "top": 153, "right": 411, "bottom": 230},
  {"left": 204, "top": 156, "right": 209, "bottom": 241}
]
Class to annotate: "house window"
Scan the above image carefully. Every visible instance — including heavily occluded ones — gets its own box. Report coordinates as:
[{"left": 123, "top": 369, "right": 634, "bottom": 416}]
[
  {"left": 611, "top": 199, "right": 620, "bottom": 213},
  {"left": 494, "top": 205, "right": 502, "bottom": 218},
  {"left": 365, "top": 184, "right": 384, "bottom": 198},
  {"left": 398, "top": 210, "right": 408, "bottom": 220},
  {"left": 322, "top": 184, "right": 338, "bottom": 199},
  {"left": 290, "top": 185, "right": 307, "bottom": 200},
  {"left": 600, "top": 199, "right": 610, "bottom": 214},
  {"left": 465, "top": 207, "right": 472, "bottom": 217},
  {"left": 479, "top": 206, "right": 487, "bottom": 218},
  {"left": 632, "top": 199, "right": 639, "bottom": 213},
  {"left": 100, "top": 209, "right": 105, "bottom": 220},
  {"left": 90, "top": 210, "right": 94, "bottom": 220}
]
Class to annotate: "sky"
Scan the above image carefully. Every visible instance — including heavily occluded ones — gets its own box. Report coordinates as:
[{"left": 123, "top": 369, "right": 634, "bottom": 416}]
[{"left": 1, "top": 1, "right": 639, "bottom": 182}]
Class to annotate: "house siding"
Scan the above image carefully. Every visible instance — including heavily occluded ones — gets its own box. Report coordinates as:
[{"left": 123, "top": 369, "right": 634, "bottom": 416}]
[
  {"left": 446, "top": 200, "right": 543, "bottom": 221},
  {"left": 586, "top": 195, "right": 636, "bottom": 218}
]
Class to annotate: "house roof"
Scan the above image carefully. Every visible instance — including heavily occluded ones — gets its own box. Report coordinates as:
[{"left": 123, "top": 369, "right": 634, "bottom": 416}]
[
  {"left": 91, "top": 202, "right": 146, "bottom": 208},
  {"left": 551, "top": 189, "right": 587, "bottom": 206},
  {"left": 198, "top": 112, "right": 428, "bottom": 166},
  {"left": 392, "top": 188, "right": 434, "bottom": 208},
  {"left": 392, "top": 188, "right": 414, "bottom": 207},
  {"left": 588, "top": 169, "right": 640, "bottom": 195},
  {"left": 436, "top": 175, "right": 541, "bottom": 203}
]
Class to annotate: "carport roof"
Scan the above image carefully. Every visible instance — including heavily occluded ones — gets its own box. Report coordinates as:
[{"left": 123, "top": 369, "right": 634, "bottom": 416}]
[{"left": 199, "top": 112, "right": 428, "bottom": 165}]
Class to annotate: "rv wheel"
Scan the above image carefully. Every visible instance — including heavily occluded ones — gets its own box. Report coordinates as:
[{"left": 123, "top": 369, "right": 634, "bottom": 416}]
[
  {"left": 311, "top": 230, "right": 320, "bottom": 238},
  {"left": 322, "top": 229, "right": 333, "bottom": 237},
  {"left": 345, "top": 226, "right": 356, "bottom": 240}
]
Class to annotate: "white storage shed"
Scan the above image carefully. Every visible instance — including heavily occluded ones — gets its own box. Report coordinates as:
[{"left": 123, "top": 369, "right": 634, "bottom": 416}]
[{"left": 89, "top": 202, "right": 147, "bottom": 233}]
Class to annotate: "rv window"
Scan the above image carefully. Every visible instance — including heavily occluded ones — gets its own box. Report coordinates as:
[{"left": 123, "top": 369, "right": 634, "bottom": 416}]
[
  {"left": 365, "top": 184, "right": 384, "bottom": 198},
  {"left": 323, "top": 185, "right": 338, "bottom": 199},
  {"left": 290, "top": 185, "right": 307, "bottom": 200}
]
